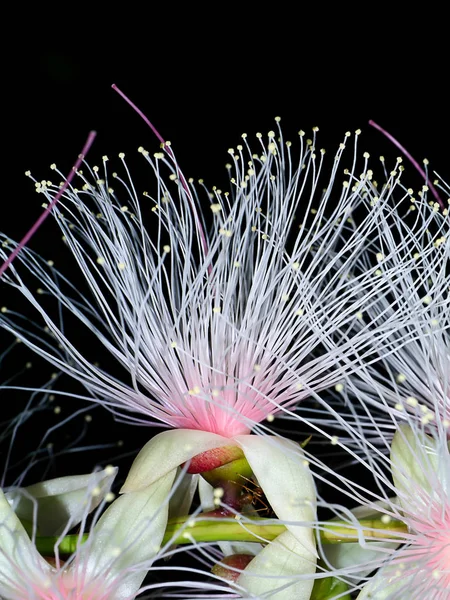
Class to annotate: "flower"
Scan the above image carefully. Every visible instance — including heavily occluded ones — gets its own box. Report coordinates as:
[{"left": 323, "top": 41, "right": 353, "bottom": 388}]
[
  {"left": 0, "top": 121, "right": 429, "bottom": 597},
  {"left": 0, "top": 124, "right": 415, "bottom": 436},
  {"left": 313, "top": 386, "right": 450, "bottom": 599},
  {"left": 355, "top": 423, "right": 450, "bottom": 599},
  {"left": 0, "top": 466, "right": 177, "bottom": 600},
  {"left": 299, "top": 183, "right": 449, "bottom": 595}
]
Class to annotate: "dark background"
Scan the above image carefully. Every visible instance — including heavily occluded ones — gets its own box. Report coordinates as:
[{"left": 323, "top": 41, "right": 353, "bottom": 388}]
[
  {"left": 1, "top": 10, "right": 448, "bottom": 485},
  {"left": 4, "top": 10, "right": 448, "bottom": 243}
]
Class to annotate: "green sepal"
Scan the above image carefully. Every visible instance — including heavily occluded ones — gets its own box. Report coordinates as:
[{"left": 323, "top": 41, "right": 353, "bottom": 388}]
[
  {"left": 311, "top": 573, "right": 351, "bottom": 599},
  {"left": 200, "top": 457, "right": 253, "bottom": 487}
]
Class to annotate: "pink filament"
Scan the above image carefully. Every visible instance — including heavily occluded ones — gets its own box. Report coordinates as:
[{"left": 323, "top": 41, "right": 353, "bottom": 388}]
[
  {"left": 369, "top": 120, "right": 445, "bottom": 210},
  {"left": 0, "top": 131, "right": 97, "bottom": 277},
  {"left": 111, "top": 84, "right": 210, "bottom": 261}
]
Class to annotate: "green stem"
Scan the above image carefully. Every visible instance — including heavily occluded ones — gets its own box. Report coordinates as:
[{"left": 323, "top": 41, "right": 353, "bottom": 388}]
[
  {"left": 35, "top": 515, "right": 408, "bottom": 556},
  {"left": 318, "top": 517, "right": 408, "bottom": 543}
]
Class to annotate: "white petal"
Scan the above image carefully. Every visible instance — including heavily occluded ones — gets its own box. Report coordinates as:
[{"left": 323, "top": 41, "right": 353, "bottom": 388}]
[
  {"left": 121, "top": 429, "right": 228, "bottom": 492},
  {"left": 356, "top": 565, "right": 414, "bottom": 599},
  {"left": 79, "top": 469, "right": 177, "bottom": 599},
  {"left": 324, "top": 543, "right": 395, "bottom": 585},
  {"left": 237, "top": 530, "right": 316, "bottom": 600},
  {"left": 235, "top": 435, "right": 316, "bottom": 555},
  {"left": 168, "top": 469, "right": 199, "bottom": 519},
  {"left": 0, "top": 489, "right": 50, "bottom": 595},
  {"left": 198, "top": 474, "right": 216, "bottom": 512},
  {"left": 6, "top": 466, "right": 117, "bottom": 536}
]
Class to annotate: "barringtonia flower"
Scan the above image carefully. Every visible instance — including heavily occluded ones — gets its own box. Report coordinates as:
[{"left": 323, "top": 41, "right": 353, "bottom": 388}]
[
  {"left": 0, "top": 124, "right": 423, "bottom": 434},
  {"left": 355, "top": 423, "right": 450, "bottom": 599},
  {"left": 0, "top": 120, "right": 431, "bottom": 596},
  {"left": 314, "top": 389, "right": 450, "bottom": 600},
  {"left": 0, "top": 467, "right": 177, "bottom": 599}
]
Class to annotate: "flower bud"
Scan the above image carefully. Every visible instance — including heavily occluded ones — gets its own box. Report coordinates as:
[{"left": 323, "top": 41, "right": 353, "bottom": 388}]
[
  {"left": 185, "top": 445, "right": 246, "bottom": 474},
  {"left": 211, "top": 553, "right": 254, "bottom": 583}
]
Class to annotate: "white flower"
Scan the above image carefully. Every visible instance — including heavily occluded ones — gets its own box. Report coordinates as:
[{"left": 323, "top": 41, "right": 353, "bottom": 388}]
[
  {"left": 0, "top": 125, "right": 416, "bottom": 437},
  {"left": 0, "top": 468, "right": 176, "bottom": 599},
  {"left": 355, "top": 424, "right": 450, "bottom": 599},
  {"left": 316, "top": 410, "right": 450, "bottom": 600},
  {"left": 2, "top": 119, "right": 442, "bottom": 598}
]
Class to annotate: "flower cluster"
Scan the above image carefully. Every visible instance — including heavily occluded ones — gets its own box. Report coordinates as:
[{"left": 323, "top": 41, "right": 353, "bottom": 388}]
[{"left": 0, "top": 93, "right": 448, "bottom": 599}]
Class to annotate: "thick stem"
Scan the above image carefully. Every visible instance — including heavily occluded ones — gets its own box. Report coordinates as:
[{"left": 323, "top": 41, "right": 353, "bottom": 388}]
[{"left": 34, "top": 516, "right": 408, "bottom": 556}]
